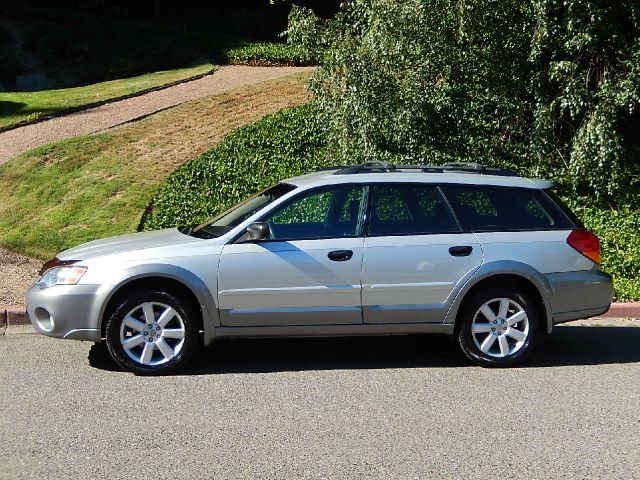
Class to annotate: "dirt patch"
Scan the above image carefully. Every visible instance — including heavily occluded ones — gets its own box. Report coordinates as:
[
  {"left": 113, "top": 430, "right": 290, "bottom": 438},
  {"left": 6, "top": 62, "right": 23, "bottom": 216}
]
[{"left": 0, "top": 247, "right": 40, "bottom": 307}]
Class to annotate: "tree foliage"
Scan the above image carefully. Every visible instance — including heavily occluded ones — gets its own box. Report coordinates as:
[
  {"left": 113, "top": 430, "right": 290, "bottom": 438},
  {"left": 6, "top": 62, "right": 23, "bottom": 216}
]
[
  {"left": 531, "top": 1, "right": 640, "bottom": 203},
  {"left": 298, "top": 0, "right": 640, "bottom": 206}
]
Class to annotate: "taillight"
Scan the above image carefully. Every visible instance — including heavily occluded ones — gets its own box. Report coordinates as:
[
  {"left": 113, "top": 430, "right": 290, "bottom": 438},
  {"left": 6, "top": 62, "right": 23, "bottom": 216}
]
[{"left": 566, "top": 229, "right": 601, "bottom": 264}]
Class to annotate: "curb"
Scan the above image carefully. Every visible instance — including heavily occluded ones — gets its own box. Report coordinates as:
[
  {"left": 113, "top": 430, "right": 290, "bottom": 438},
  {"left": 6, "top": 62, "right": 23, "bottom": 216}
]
[
  {"left": 1, "top": 307, "right": 30, "bottom": 335},
  {"left": 601, "top": 302, "right": 640, "bottom": 318},
  {"left": 2, "top": 308, "right": 30, "bottom": 326},
  {"left": 0, "top": 66, "right": 216, "bottom": 134}
]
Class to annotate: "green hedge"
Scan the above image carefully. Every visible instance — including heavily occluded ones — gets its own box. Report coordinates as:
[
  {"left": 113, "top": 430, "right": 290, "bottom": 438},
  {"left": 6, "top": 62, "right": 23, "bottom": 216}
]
[
  {"left": 144, "top": 103, "right": 640, "bottom": 301},
  {"left": 223, "top": 42, "right": 320, "bottom": 66},
  {"left": 569, "top": 204, "right": 640, "bottom": 302},
  {"left": 142, "top": 103, "right": 330, "bottom": 230}
]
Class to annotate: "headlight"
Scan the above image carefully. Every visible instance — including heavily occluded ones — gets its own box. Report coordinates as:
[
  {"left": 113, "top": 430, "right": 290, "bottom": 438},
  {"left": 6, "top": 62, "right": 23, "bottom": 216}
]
[{"left": 39, "top": 266, "right": 87, "bottom": 287}]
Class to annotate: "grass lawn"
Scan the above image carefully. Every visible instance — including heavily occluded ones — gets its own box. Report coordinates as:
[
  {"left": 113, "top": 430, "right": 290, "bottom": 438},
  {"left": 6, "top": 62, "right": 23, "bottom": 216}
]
[
  {"left": 0, "top": 72, "right": 312, "bottom": 259},
  {"left": 0, "top": 64, "right": 214, "bottom": 129}
]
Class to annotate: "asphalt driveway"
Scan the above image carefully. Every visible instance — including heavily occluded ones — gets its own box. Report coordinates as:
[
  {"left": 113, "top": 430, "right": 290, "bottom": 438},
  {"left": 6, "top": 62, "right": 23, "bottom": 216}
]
[{"left": 1, "top": 325, "right": 639, "bottom": 479}]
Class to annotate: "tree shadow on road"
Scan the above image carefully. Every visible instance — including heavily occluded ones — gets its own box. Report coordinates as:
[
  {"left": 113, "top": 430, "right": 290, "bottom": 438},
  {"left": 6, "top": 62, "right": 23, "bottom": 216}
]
[{"left": 88, "top": 325, "right": 640, "bottom": 375}]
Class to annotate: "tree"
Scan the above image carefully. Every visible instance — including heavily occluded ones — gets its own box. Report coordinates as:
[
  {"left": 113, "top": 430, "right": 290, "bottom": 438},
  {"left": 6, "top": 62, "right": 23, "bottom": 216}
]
[
  {"left": 296, "top": 0, "right": 640, "bottom": 205},
  {"left": 531, "top": 0, "right": 640, "bottom": 203}
]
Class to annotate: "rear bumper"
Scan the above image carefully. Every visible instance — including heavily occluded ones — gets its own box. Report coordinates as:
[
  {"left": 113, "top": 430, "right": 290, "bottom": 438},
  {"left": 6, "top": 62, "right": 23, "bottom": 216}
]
[
  {"left": 546, "top": 270, "right": 613, "bottom": 325},
  {"left": 26, "top": 283, "right": 102, "bottom": 341}
]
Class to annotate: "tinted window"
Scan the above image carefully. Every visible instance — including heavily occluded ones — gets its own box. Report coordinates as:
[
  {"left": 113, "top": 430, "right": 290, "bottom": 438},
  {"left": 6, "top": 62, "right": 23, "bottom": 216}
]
[
  {"left": 441, "top": 186, "right": 573, "bottom": 231},
  {"left": 369, "top": 185, "right": 459, "bottom": 235},
  {"left": 264, "top": 186, "right": 365, "bottom": 240}
]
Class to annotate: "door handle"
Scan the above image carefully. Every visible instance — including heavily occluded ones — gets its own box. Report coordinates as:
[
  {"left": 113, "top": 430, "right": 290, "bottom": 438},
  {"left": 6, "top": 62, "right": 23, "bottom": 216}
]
[
  {"left": 449, "top": 246, "right": 473, "bottom": 257},
  {"left": 328, "top": 250, "right": 354, "bottom": 261}
]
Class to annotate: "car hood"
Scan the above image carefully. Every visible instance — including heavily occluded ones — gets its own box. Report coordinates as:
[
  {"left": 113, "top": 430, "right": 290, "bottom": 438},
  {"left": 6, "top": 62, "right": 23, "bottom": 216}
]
[{"left": 58, "top": 228, "right": 203, "bottom": 261}]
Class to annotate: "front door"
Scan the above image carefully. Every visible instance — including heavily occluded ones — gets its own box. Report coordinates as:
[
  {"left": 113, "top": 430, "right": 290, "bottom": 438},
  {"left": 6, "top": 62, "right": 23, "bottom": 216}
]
[
  {"left": 218, "top": 185, "right": 368, "bottom": 326},
  {"left": 361, "top": 184, "right": 483, "bottom": 323}
]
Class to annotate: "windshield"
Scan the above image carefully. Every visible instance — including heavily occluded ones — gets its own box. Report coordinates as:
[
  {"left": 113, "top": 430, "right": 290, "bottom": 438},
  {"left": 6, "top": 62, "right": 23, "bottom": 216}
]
[{"left": 186, "top": 183, "right": 297, "bottom": 239}]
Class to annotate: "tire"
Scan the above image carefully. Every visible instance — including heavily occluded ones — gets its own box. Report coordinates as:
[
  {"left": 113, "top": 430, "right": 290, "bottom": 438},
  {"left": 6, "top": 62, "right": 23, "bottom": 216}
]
[
  {"left": 457, "top": 286, "right": 540, "bottom": 367},
  {"left": 105, "top": 289, "right": 199, "bottom": 375}
]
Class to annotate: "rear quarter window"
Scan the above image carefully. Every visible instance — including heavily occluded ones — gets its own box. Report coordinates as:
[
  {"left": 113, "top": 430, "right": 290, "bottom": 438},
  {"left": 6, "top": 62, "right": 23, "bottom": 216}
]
[{"left": 441, "top": 185, "right": 574, "bottom": 231}]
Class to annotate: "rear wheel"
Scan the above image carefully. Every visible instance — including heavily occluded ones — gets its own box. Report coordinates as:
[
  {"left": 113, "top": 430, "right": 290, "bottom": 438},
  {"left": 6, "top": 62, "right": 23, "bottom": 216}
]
[
  {"left": 105, "top": 290, "right": 199, "bottom": 375},
  {"left": 457, "top": 287, "right": 540, "bottom": 367}
]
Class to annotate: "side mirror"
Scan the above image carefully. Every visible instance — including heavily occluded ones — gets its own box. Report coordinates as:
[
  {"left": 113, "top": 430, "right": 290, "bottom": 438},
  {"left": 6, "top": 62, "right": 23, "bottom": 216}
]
[{"left": 246, "top": 222, "right": 270, "bottom": 241}]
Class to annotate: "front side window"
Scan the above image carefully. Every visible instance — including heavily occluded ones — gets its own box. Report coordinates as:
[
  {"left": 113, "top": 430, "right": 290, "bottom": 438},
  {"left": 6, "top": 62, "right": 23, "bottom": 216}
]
[
  {"left": 190, "top": 183, "right": 297, "bottom": 239},
  {"left": 264, "top": 185, "right": 366, "bottom": 240},
  {"left": 441, "top": 185, "right": 573, "bottom": 231},
  {"left": 368, "top": 185, "right": 460, "bottom": 235}
]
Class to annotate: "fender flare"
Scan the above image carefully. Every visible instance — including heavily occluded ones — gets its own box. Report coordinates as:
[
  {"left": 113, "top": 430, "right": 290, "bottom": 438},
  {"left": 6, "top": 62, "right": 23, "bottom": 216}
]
[
  {"left": 443, "top": 260, "right": 555, "bottom": 334},
  {"left": 97, "top": 263, "right": 219, "bottom": 345}
]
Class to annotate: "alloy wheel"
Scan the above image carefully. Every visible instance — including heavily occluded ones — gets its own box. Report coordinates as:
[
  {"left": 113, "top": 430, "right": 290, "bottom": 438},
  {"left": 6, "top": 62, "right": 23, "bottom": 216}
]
[
  {"left": 471, "top": 297, "right": 530, "bottom": 358},
  {"left": 119, "top": 302, "right": 186, "bottom": 366}
]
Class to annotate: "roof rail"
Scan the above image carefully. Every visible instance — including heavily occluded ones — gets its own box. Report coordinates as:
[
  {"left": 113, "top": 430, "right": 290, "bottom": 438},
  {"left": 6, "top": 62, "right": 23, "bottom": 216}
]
[
  {"left": 430, "top": 163, "right": 519, "bottom": 176},
  {"left": 323, "top": 162, "right": 520, "bottom": 177}
]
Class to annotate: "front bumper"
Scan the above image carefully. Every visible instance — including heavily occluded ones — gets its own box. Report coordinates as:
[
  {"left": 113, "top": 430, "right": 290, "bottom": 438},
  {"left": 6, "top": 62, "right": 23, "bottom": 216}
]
[
  {"left": 546, "top": 270, "right": 613, "bottom": 325},
  {"left": 26, "top": 283, "right": 103, "bottom": 341}
]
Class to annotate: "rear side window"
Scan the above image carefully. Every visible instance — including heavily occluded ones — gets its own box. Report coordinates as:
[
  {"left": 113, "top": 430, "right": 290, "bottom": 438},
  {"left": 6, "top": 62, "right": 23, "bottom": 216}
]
[
  {"left": 441, "top": 186, "right": 574, "bottom": 231},
  {"left": 369, "top": 185, "right": 460, "bottom": 235}
]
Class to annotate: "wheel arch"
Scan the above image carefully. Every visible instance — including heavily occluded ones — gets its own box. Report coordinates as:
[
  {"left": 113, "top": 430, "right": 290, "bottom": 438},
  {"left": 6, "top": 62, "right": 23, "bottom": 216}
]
[
  {"left": 444, "top": 262, "right": 554, "bottom": 334},
  {"left": 98, "top": 265, "right": 218, "bottom": 344}
]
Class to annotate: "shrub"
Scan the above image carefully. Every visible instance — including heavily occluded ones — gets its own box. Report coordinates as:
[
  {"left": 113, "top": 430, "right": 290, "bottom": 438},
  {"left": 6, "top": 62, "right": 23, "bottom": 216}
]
[
  {"left": 569, "top": 202, "right": 640, "bottom": 301},
  {"left": 7, "top": 3, "right": 319, "bottom": 88},
  {"left": 283, "top": 5, "right": 329, "bottom": 60},
  {"left": 221, "top": 5, "right": 331, "bottom": 68},
  {"left": 222, "top": 42, "right": 319, "bottom": 66},
  {"left": 142, "top": 102, "right": 331, "bottom": 230}
]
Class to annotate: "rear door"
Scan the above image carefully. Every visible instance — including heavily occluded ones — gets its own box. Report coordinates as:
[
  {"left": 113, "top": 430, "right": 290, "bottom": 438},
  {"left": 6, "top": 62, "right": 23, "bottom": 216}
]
[
  {"left": 440, "top": 184, "right": 580, "bottom": 271},
  {"left": 361, "top": 184, "right": 483, "bottom": 323}
]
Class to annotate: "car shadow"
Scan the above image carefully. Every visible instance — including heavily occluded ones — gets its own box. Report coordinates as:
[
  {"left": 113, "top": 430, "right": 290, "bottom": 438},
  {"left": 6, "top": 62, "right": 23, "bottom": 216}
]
[{"left": 88, "top": 326, "right": 640, "bottom": 375}]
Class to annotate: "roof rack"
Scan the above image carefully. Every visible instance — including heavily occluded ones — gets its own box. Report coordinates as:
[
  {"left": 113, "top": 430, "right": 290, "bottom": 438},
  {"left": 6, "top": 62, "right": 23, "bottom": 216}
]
[{"left": 319, "top": 162, "right": 520, "bottom": 177}]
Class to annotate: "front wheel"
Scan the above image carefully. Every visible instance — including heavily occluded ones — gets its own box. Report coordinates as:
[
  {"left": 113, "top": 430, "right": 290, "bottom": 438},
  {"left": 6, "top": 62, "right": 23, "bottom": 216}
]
[
  {"left": 105, "top": 290, "right": 199, "bottom": 375},
  {"left": 457, "top": 287, "right": 540, "bottom": 367}
]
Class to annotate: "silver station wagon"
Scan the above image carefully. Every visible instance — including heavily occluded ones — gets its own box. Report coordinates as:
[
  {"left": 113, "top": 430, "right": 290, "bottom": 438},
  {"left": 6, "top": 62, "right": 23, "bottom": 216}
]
[{"left": 27, "top": 162, "right": 613, "bottom": 374}]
